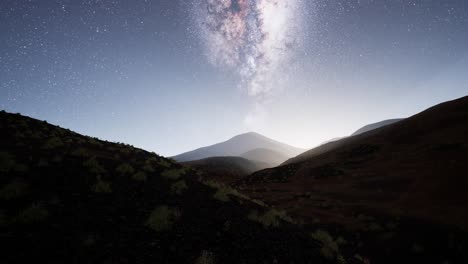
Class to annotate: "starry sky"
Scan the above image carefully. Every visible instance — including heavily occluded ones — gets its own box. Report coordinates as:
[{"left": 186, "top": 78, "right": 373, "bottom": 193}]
[{"left": 1, "top": 0, "right": 468, "bottom": 156}]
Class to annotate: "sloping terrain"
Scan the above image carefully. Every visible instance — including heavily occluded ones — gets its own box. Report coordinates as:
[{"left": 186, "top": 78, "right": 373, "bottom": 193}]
[
  {"left": 240, "top": 148, "right": 290, "bottom": 166},
  {"left": 284, "top": 119, "right": 404, "bottom": 165},
  {"left": 237, "top": 96, "right": 468, "bottom": 263},
  {"left": 351, "top": 119, "right": 404, "bottom": 136},
  {"left": 183, "top": 156, "right": 271, "bottom": 183},
  {"left": 172, "top": 132, "right": 305, "bottom": 162},
  {"left": 0, "top": 111, "right": 332, "bottom": 264}
]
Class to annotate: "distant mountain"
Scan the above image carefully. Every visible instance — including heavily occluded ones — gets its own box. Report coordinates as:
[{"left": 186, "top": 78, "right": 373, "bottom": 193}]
[
  {"left": 238, "top": 96, "right": 468, "bottom": 231},
  {"left": 0, "top": 111, "right": 329, "bottom": 263},
  {"left": 183, "top": 156, "right": 272, "bottom": 183},
  {"left": 351, "top": 118, "right": 404, "bottom": 136},
  {"left": 240, "top": 148, "right": 289, "bottom": 166},
  {"left": 172, "top": 132, "right": 305, "bottom": 163}
]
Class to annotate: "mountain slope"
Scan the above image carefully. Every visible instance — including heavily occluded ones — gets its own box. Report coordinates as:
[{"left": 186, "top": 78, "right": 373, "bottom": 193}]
[
  {"left": 284, "top": 119, "right": 404, "bottom": 165},
  {"left": 238, "top": 96, "right": 468, "bottom": 229},
  {"left": 183, "top": 156, "right": 271, "bottom": 183},
  {"left": 351, "top": 118, "right": 404, "bottom": 136},
  {"left": 172, "top": 132, "right": 305, "bottom": 162},
  {"left": 0, "top": 111, "right": 329, "bottom": 264},
  {"left": 240, "top": 148, "right": 289, "bottom": 166}
]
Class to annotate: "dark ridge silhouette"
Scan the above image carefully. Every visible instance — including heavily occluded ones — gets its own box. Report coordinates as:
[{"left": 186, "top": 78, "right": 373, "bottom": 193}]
[
  {"left": 172, "top": 132, "right": 305, "bottom": 162},
  {"left": 0, "top": 111, "right": 331, "bottom": 264},
  {"left": 183, "top": 156, "right": 272, "bottom": 183},
  {"left": 351, "top": 118, "right": 404, "bottom": 136},
  {"left": 285, "top": 119, "right": 404, "bottom": 165}
]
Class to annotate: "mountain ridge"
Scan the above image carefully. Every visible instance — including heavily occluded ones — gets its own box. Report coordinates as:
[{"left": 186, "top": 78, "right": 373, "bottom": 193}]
[{"left": 172, "top": 132, "right": 305, "bottom": 163}]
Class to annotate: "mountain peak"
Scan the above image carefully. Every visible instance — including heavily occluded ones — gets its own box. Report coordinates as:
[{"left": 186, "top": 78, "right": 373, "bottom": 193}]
[{"left": 172, "top": 132, "right": 304, "bottom": 162}]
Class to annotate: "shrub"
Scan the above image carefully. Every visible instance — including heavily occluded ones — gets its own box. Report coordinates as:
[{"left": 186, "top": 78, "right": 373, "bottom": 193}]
[
  {"left": 42, "top": 137, "right": 64, "bottom": 149},
  {"left": 132, "top": 171, "right": 147, "bottom": 182},
  {"left": 91, "top": 177, "right": 112, "bottom": 193},
  {"left": 195, "top": 250, "right": 216, "bottom": 264},
  {"left": 0, "top": 179, "right": 29, "bottom": 200},
  {"left": 204, "top": 180, "right": 261, "bottom": 205},
  {"left": 310, "top": 229, "right": 342, "bottom": 261},
  {"left": 16, "top": 203, "right": 49, "bottom": 223},
  {"left": 213, "top": 188, "right": 231, "bottom": 202},
  {"left": 88, "top": 138, "right": 103, "bottom": 147},
  {"left": 158, "top": 159, "right": 171, "bottom": 168},
  {"left": 83, "top": 157, "right": 106, "bottom": 175},
  {"left": 161, "top": 168, "right": 185, "bottom": 180},
  {"left": 0, "top": 152, "right": 15, "bottom": 172},
  {"left": 248, "top": 209, "right": 284, "bottom": 229},
  {"left": 145, "top": 206, "right": 180, "bottom": 232},
  {"left": 116, "top": 163, "right": 135, "bottom": 176},
  {"left": 171, "top": 180, "right": 188, "bottom": 195},
  {"left": 71, "top": 148, "right": 89, "bottom": 157}
]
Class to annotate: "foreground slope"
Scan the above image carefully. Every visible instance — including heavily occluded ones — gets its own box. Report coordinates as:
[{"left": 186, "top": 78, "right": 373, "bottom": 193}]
[
  {"left": 0, "top": 111, "right": 329, "bottom": 264},
  {"left": 172, "top": 132, "right": 305, "bottom": 162}
]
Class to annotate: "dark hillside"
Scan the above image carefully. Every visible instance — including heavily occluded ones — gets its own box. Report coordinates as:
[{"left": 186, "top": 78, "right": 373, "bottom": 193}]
[{"left": 0, "top": 111, "right": 330, "bottom": 264}]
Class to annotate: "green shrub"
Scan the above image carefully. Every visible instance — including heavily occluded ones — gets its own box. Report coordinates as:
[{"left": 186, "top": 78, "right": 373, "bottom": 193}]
[
  {"left": 16, "top": 203, "right": 49, "bottom": 223},
  {"left": 247, "top": 209, "right": 285, "bottom": 229},
  {"left": 83, "top": 157, "right": 106, "bottom": 175},
  {"left": 145, "top": 206, "right": 180, "bottom": 232},
  {"left": 0, "top": 179, "right": 29, "bottom": 200},
  {"left": 42, "top": 137, "right": 64, "bottom": 149},
  {"left": 310, "top": 229, "right": 342, "bottom": 261},
  {"left": 88, "top": 138, "right": 102, "bottom": 147},
  {"left": 213, "top": 188, "right": 231, "bottom": 202},
  {"left": 132, "top": 171, "right": 148, "bottom": 182},
  {"left": 116, "top": 163, "right": 135, "bottom": 176},
  {"left": 71, "top": 148, "right": 89, "bottom": 157},
  {"left": 195, "top": 250, "right": 216, "bottom": 264},
  {"left": 91, "top": 177, "right": 112, "bottom": 193},
  {"left": 0, "top": 152, "right": 15, "bottom": 172},
  {"left": 171, "top": 180, "right": 188, "bottom": 195},
  {"left": 161, "top": 168, "right": 185, "bottom": 180},
  {"left": 158, "top": 159, "right": 171, "bottom": 168}
]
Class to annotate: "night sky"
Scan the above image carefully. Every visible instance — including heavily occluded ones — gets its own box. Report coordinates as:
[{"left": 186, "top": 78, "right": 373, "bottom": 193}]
[{"left": 1, "top": 0, "right": 468, "bottom": 156}]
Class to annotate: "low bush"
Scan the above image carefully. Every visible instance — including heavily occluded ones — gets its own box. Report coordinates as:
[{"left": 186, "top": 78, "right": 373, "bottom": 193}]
[
  {"left": 0, "top": 179, "right": 29, "bottom": 200},
  {"left": 16, "top": 203, "right": 49, "bottom": 223},
  {"left": 91, "top": 176, "right": 112, "bottom": 193},
  {"left": 145, "top": 205, "right": 180, "bottom": 232},
  {"left": 116, "top": 163, "right": 135, "bottom": 176},
  {"left": 247, "top": 209, "right": 291, "bottom": 229},
  {"left": 161, "top": 168, "right": 186, "bottom": 180},
  {"left": 171, "top": 180, "right": 188, "bottom": 195},
  {"left": 132, "top": 171, "right": 148, "bottom": 182},
  {"left": 83, "top": 157, "right": 106, "bottom": 175},
  {"left": 42, "top": 137, "right": 64, "bottom": 150},
  {"left": 310, "top": 229, "right": 346, "bottom": 261}
]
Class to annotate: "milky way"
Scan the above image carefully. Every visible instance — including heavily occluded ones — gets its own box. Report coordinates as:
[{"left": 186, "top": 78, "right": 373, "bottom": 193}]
[{"left": 191, "top": 0, "right": 306, "bottom": 98}]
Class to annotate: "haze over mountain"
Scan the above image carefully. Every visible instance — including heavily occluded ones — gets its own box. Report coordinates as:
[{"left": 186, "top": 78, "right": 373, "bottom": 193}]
[{"left": 172, "top": 132, "right": 305, "bottom": 165}]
